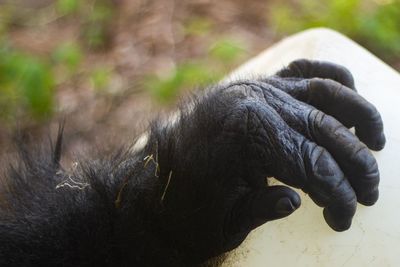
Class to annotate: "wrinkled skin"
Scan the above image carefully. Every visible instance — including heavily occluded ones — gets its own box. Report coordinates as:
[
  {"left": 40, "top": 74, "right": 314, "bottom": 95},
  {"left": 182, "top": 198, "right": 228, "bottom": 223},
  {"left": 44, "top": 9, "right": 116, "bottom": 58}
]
[
  {"left": 0, "top": 60, "right": 385, "bottom": 267},
  {"left": 151, "top": 59, "right": 385, "bottom": 264}
]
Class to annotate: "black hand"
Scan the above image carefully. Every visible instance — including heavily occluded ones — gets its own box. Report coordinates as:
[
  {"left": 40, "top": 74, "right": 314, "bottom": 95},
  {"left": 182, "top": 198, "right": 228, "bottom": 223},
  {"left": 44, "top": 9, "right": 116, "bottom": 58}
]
[
  {"left": 254, "top": 78, "right": 384, "bottom": 202},
  {"left": 151, "top": 60, "right": 385, "bottom": 264},
  {"left": 227, "top": 87, "right": 358, "bottom": 231}
]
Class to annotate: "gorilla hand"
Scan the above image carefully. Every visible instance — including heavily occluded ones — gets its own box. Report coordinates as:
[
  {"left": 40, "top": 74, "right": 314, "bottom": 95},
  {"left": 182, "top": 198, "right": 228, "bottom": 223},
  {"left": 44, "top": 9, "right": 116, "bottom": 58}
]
[{"left": 149, "top": 59, "right": 385, "bottom": 264}]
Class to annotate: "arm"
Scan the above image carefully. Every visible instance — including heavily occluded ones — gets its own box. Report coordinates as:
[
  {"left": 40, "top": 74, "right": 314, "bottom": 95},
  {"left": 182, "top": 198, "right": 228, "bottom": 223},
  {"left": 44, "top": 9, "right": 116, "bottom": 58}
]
[{"left": 0, "top": 60, "right": 385, "bottom": 266}]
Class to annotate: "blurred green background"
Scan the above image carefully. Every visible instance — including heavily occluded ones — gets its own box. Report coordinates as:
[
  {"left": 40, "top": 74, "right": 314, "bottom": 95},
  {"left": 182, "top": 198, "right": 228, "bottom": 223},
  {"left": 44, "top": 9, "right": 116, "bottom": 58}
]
[{"left": 0, "top": 0, "right": 399, "bottom": 147}]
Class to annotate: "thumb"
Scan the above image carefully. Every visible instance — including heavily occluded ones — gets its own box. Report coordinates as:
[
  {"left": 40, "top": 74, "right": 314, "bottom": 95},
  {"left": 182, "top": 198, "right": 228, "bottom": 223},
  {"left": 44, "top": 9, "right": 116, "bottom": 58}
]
[{"left": 227, "top": 186, "right": 301, "bottom": 236}]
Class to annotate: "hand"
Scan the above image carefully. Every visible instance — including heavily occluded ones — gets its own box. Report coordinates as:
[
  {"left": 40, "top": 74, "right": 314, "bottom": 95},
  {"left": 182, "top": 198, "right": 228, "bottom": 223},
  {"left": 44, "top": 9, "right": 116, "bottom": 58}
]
[{"left": 153, "top": 59, "right": 385, "bottom": 264}]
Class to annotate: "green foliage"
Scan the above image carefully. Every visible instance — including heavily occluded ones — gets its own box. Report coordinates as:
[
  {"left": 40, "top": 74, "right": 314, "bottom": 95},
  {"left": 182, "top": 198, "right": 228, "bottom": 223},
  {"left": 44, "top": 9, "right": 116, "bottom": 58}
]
[
  {"left": 90, "top": 67, "right": 111, "bottom": 91},
  {"left": 0, "top": 43, "right": 54, "bottom": 121},
  {"left": 145, "top": 36, "right": 246, "bottom": 103},
  {"left": 145, "top": 62, "right": 222, "bottom": 103},
  {"left": 209, "top": 39, "right": 245, "bottom": 63},
  {"left": 144, "top": 20, "right": 246, "bottom": 103},
  {"left": 54, "top": 0, "right": 116, "bottom": 50},
  {"left": 360, "top": 1, "right": 400, "bottom": 56},
  {"left": 82, "top": 0, "right": 115, "bottom": 50},
  {"left": 18, "top": 59, "right": 54, "bottom": 118},
  {"left": 0, "top": 0, "right": 119, "bottom": 124},
  {"left": 56, "top": 0, "right": 80, "bottom": 15},
  {"left": 270, "top": 0, "right": 400, "bottom": 61},
  {"left": 53, "top": 42, "right": 82, "bottom": 72}
]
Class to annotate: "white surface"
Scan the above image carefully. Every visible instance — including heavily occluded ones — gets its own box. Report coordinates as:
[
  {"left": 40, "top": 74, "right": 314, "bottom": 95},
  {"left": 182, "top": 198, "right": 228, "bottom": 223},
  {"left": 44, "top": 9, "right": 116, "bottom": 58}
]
[{"left": 223, "top": 28, "right": 400, "bottom": 267}]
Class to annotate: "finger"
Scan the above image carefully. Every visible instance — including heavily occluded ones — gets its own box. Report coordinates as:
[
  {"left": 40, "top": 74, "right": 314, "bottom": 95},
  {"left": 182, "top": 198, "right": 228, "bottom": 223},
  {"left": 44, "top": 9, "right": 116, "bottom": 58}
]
[
  {"left": 286, "top": 78, "right": 385, "bottom": 151},
  {"left": 301, "top": 140, "right": 357, "bottom": 231},
  {"left": 244, "top": 101, "right": 357, "bottom": 231},
  {"left": 258, "top": 83, "right": 380, "bottom": 205},
  {"left": 227, "top": 186, "right": 300, "bottom": 236},
  {"left": 276, "top": 59, "right": 356, "bottom": 90},
  {"left": 308, "top": 110, "right": 380, "bottom": 206},
  {"left": 257, "top": 84, "right": 380, "bottom": 206}
]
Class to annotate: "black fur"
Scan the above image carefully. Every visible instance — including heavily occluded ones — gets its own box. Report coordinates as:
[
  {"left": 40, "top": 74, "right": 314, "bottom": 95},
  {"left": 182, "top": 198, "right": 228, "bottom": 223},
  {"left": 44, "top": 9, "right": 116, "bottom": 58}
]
[{"left": 0, "top": 60, "right": 385, "bottom": 266}]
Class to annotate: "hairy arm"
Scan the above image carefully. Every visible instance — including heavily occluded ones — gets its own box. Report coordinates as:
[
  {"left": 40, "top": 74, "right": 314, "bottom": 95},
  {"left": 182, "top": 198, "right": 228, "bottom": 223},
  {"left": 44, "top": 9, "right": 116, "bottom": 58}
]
[{"left": 0, "top": 60, "right": 385, "bottom": 267}]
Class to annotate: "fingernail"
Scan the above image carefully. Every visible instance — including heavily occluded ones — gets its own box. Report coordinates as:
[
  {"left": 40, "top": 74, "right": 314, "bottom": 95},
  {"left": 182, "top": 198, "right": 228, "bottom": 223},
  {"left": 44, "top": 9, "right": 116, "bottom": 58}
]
[{"left": 275, "top": 197, "right": 296, "bottom": 214}]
